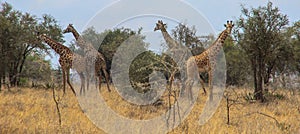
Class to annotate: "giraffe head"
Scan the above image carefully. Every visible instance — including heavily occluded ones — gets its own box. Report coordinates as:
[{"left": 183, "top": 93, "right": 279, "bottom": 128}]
[
  {"left": 36, "top": 31, "right": 46, "bottom": 40},
  {"left": 154, "top": 20, "right": 167, "bottom": 31},
  {"left": 224, "top": 20, "right": 234, "bottom": 34},
  {"left": 63, "top": 24, "right": 74, "bottom": 34}
]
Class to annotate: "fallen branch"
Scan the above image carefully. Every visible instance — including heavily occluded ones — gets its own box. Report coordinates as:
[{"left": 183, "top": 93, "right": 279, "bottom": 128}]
[
  {"left": 242, "top": 111, "right": 280, "bottom": 126},
  {"left": 52, "top": 87, "right": 62, "bottom": 126}
]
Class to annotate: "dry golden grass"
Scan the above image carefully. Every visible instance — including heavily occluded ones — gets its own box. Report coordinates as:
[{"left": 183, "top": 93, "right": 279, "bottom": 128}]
[{"left": 0, "top": 86, "right": 299, "bottom": 133}]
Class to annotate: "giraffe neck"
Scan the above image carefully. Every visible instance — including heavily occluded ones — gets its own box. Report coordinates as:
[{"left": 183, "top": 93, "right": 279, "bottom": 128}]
[
  {"left": 70, "top": 28, "right": 81, "bottom": 41},
  {"left": 205, "top": 30, "right": 229, "bottom": 55},
  {"left": 161, "top": 29, "right": 178, "bottom": 49},
  {"left": 217, "top": 30, "right": 229, "bottom": 44},
  {"left": 41, "top": 35, "right": 71, "bottom": 56},
  {"left": 69, "top": 27, "right": 91, "bottom": 50}
]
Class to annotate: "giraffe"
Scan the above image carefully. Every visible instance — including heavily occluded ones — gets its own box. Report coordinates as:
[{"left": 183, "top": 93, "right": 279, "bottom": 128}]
[
  {"left": 185, "top": 20, "right": 234, "bottom": 101},
  {"left": 63, "top": 24, "right": 111, "bottom": 92},
  {"left": 154, "top": 20, "right": 196, "bottom": 95},
  {"left": 37, "top": 32, "right": 86, "bottom": 95},
  {"left": 154, "top": 20, "right": 179, "bottom": 49}
]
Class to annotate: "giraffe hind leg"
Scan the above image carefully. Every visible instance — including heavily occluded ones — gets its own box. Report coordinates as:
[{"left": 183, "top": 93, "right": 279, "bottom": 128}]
[
  {"left": 78, "top": 72, "right": 85, "bottom": 95},
  {"left": 94, "top": 66, "right": 101, "bottom": 92},
  {"left": 199, "top": 74, "right": 207, "bottom": 95},
  {"left": 98, "top": 73, "right": 102, "bottom": 92},
  {"left": 66, "top": 69, "right": 76, "bottom": 96},
  {"left": 184, "top": 79, "right": 194, "bottom": 102}
]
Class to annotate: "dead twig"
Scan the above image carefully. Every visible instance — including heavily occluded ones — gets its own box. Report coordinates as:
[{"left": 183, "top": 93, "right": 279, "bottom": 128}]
[{"left": 52, "top": 87, "right": 62, "bottom": 126}]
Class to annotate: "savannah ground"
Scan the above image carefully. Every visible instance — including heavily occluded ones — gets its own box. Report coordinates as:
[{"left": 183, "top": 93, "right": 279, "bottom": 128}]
[{"left": 0, "top": 86, "right": 300, "bottom": 133}]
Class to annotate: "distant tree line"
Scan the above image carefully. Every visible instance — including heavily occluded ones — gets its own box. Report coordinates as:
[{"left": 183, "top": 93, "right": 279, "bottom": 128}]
[{"left": 1, "top": 2, "right": 299, "bottom": 103}]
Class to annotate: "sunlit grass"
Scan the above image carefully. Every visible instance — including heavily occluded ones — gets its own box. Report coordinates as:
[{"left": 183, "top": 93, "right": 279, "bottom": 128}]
[{"left": 0, "top": 86, "right": 299, "bottom": 133}]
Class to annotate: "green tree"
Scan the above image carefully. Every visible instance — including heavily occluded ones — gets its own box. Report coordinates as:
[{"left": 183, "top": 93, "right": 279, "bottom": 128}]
[
  {"left": 223, "top": 36, "right": 250, "bottom": 86},
  {"left": 129, "top": 51, "right": 162, "bottom": 93},
  {"left": 292, "top": 21, "right": 300, "bottom": 73},
  {"left": 281, "top": 20, "right": 300, "bottom": 74},
  {"left": 98, "top": 28, "right": 145, "bottom": 70},
  {"left": 0, "top": 2, "right": 62, "bottom": 88},
  {"left": 22, "top": 52, "right": 52, "bottom": 87},
  {"left": 171, "top": 23, "right": 208, "bottom": 55},
  {"left": 236, "top": 2, "right": 289, "bottom": 102}
]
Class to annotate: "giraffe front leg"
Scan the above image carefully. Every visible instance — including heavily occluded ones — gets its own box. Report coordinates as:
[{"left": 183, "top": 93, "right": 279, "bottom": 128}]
[
  {"left": 85, "top": 72, "right": 89, "bottom": 92},
  {"left": 86, "top": 66, "right": 90, "bottom": 91},
  {"left": 185, "top": 60, "right": 197, "bottom": 102},
  {"left": 208, "top": 70, "right": 213, "bottom": 101},
  {"left": 103, "top": 68, "right": 111, "bottom": 92},
  {"left": 78, "top": 72, "right": 85, "bottom": 95},
  {"left": 62, "top": 70, "right": 66, "bottom": 96},
  {"left": 95, "top": 75, "right": 98, "bottom": 91},
  {"left": 199, "top": 75, "right": 207, "bottom": 95},
  {"left": 98, "top": 73, "right": 102, "bottom": 92}
]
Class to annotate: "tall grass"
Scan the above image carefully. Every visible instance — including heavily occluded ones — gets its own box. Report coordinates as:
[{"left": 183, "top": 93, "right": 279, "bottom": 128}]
[{"left": 0, "top": 87, "right": 299, "bottom": 133}]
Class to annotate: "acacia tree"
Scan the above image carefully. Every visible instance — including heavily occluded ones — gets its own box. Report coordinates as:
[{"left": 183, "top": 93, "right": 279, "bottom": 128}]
[
  {"left": 235, "top": 2, "right": 289, "bottom": 102},
  {"left": 0, "top": 2, "right": 62, "bottom": 87},
  {"left": 171, "top": 23, "right": 207, "bottom": 55}
]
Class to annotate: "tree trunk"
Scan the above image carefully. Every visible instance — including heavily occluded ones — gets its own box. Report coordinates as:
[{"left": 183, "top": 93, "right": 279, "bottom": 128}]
[
  {"left": 0, "top": 69, "right": 3, "bottom": 91},
  {"left": 264, "top": 59, "right": 276, "bottom": 93},
  {"left": 255, "top": 54, "right": 265, "bottom": 102},
  {"left": 251, "top": 59, "right": 258, "bottom": 91},
  {"left": 9, "top": 64, "right": 19, "bottom": 87},
  {"left": 0, "top": 77, "right": 2, "bottom": 91}
]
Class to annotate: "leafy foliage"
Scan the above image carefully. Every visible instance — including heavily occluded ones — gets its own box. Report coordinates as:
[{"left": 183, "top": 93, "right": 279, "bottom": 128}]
[
  {"left": 235, "top": 2, "right": 292, "bottom": 101},
  {"left": 171, "top": 23, "right": 208, "bottom": 55},
  {"left": 22, "top": 53, "right": 52, "bottom": 87},
  {"left": 223, "top": 36, "right": 250, "bottom": 86},
  {"left": 0, "top": 2, "right": 62, "bottom": 88}
]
